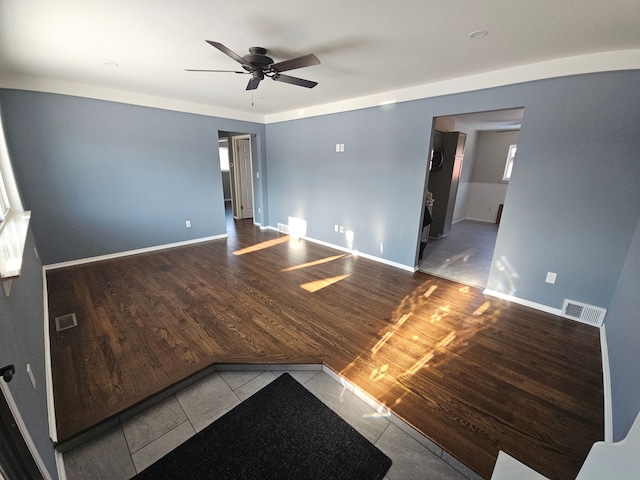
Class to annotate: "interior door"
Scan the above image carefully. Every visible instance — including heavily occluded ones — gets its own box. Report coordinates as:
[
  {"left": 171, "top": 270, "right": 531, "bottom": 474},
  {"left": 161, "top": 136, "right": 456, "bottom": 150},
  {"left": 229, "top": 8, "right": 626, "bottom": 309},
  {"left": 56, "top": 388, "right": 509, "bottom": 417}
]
[{"left": 233, "top": 136, "right": 254, "bottom": 219}]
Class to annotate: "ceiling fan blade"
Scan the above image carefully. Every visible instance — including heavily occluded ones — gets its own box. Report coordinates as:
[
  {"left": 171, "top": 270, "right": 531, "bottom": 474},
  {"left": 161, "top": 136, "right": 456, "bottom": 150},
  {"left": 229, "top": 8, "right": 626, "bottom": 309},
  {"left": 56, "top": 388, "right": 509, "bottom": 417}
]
[
  {"left": 270, "top": 54, "right": 320, "bottom": 73},
  {"left": 205, "top": 40, "right": 251, "bottom": 66},
  {"left": 246, "top": 77, "right": 262, "bottom": 90},
  {"left": 184, "top": 69, "right": 247, "bottom": 74},
  {"left": 273, "top": 74, "right": 318, "bottom": 89}
]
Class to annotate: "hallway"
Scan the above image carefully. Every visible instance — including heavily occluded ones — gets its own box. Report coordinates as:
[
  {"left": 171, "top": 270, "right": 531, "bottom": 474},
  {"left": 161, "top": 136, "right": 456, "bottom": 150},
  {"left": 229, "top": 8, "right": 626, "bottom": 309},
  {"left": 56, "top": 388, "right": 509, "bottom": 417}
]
[{"left": 419, "top": 220, "right": 499, "bottom": 289}]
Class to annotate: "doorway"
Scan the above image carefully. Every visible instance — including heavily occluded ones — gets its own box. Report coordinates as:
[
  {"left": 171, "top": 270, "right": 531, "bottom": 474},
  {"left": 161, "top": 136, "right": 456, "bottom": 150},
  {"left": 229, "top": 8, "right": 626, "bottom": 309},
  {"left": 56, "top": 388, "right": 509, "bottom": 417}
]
[
  {"left": 418, "top": 108, "right": 524, "bottom": 288},
  {"left": 218, "top": 132, "right": 256, "bottom": 236},
  {"left": 232, "top": 135, "right": 254, "bottom": 220}
]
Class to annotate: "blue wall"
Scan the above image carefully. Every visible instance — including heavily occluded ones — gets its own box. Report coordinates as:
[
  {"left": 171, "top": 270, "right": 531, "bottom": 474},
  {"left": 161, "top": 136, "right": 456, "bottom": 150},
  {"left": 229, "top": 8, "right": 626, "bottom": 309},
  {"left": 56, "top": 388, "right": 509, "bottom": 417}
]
[
  {"left": 266, "top": 103, "right": 432, "bottom": 266},
  {"left": 0, "top": 90, "right": 266, "bottom": 264},
  {"left": 266, "top": 71, "right": 640, "bottom": 312},
  {"left": 0, "top": 229, "right": 58, "bottom": 478}
]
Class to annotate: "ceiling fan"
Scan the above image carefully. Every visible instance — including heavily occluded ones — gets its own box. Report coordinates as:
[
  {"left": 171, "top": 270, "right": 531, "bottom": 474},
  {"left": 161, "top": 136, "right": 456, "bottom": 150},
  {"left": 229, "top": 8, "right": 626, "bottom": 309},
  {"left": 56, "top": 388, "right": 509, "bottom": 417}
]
[{"left": 186, "top": 41, "right": 320, "bottom": 91}]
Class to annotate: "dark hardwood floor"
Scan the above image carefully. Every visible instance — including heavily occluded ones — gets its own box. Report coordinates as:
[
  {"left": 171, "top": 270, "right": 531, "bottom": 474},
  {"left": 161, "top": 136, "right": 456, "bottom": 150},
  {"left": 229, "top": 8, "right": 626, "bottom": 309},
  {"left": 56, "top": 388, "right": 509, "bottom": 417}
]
[{"left": 46, "top": 215, "right": 603, "bottom": 479}]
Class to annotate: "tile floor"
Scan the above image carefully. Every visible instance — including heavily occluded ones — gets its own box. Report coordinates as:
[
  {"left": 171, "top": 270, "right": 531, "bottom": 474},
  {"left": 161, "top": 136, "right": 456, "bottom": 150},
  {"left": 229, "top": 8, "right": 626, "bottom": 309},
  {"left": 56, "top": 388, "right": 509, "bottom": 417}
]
[
  {"left": 61, "top": 365, "right": 484, "bottom": 480},
  {"left": 420, "top": 220, "right": 499, "bottom": 289}
]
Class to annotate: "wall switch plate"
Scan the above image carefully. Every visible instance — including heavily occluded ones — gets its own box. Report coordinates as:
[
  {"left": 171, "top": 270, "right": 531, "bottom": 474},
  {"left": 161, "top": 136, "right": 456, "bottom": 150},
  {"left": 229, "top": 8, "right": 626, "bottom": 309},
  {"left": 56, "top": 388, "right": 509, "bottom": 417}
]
[
  {"left": 334, "top": 224, "right": 339, "bottom": 232},
  {"left": 339, "top": 144, "right": 345, "bottom": 152},
  {"left": 545, "top": 272, "right": 557, "bottom": 284},
  {"left": 185, "top": 220, "right": 191, "bottom": 228},
  {"left": 336, "top": 144, "right": 340, "bottom": 152}
]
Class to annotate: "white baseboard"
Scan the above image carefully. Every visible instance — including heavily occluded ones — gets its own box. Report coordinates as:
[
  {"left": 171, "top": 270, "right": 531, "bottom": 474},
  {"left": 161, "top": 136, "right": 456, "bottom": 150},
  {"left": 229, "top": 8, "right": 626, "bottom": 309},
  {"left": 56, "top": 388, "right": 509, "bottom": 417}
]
[
  {"left": 43, "top": 235, "right": 227, "bottom": 271},
  {"left": 600, "top": 324, "right": 613, "bottom": 442},
  {"left": 42, "top": 268, "right": 57, "bottom": 443},
  {"left": 55, "top": 450, "right": 68, "bottom": 480},
  {"left": 482, "top": 289, "right": 563, "bottom": 316},
  {"left": 463, "top": 217, "right": 498, "bottom": 224},
  {"left": 262, "top": 226, "right": 416, "bottom": 272}
]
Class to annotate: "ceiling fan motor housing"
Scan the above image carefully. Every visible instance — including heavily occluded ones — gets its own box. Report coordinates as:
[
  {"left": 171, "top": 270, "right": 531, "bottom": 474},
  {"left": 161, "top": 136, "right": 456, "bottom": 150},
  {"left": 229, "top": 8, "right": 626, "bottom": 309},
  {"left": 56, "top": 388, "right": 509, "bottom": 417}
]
[{"left": 243, "top": 47, "right": 274, "bottom": 71}]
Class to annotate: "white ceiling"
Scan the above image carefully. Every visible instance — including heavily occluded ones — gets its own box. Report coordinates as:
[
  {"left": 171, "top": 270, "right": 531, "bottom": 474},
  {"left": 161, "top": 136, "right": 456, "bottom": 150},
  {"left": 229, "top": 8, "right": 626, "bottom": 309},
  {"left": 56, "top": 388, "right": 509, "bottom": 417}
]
[{"left": 1, "top": 0, "right": 639, "bottom": 121}]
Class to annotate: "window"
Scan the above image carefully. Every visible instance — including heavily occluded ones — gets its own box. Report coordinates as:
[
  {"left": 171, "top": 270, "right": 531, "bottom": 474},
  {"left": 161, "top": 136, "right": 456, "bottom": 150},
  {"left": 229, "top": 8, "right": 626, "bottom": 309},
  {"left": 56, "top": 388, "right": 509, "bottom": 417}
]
[
  {"left": 0, "top": 167, "right": 9, "bottom": 223},
  {"left": 503, "top": 144, "right": 517, "bottom": 181},
  {"left": 0, "top": 113, "right": 13, "bottom": 225},
  {"left": 0, "top": 109, "right": 30, "bottom": 288},
  {"left": 219, "top": 145, "right": 230, "bottom": 171}
]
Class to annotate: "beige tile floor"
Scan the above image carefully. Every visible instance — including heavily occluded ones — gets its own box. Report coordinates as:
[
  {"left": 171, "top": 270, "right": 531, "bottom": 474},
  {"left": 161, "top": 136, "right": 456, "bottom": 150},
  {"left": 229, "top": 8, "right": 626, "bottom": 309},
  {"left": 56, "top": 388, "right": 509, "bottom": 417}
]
[{"left": 61, "top": 365, "right": 483, "bottom": 480}]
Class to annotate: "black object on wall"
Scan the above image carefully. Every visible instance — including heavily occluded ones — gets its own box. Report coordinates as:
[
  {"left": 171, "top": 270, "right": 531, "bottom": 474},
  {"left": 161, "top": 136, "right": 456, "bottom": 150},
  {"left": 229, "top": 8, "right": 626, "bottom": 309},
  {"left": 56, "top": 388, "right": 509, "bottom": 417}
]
[{"left": 427, "top": 131, "right": 466, "bottom": 238}]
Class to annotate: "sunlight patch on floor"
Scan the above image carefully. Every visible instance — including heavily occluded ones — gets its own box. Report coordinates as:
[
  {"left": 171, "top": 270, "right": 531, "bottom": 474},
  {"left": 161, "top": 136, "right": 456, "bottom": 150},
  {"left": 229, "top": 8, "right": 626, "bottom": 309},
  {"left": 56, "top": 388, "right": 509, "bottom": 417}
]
[
  {"left": 341, "top": 279, "right": 501, "bottom": 419},
  {"left": 300, "top": 274, "right": 351, "bottom": 293},
  {"left": 281, "top": 254, "right": 349, "bottom": 272},
  {"left": 233, "top": 236, "right": 289, "bottom": 255}
]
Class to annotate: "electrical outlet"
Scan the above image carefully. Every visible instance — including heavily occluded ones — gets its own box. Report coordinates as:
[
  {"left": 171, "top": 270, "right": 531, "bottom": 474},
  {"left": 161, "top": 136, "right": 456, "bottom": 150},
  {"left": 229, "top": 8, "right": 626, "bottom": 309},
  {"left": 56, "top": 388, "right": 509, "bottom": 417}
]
[
  {"left": 339, "top": 226, "right": 344, "bottom": 233},
  {"left": 185, "top": 220, "right": 191, "bottom": 228},
  {"left": 336, "top": 144, "right": 340, "bottom": 152},
  {"left": 545, "top": 272, "right": 557, "bottom": 284}
]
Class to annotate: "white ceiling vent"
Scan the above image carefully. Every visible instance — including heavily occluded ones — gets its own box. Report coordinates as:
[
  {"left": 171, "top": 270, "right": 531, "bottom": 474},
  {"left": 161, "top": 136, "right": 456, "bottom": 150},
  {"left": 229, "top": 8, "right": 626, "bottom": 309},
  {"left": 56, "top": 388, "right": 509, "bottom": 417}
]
[
  {"left": 55, "top": 313, "right": 78, "bottom": 332},
  {"left": 561, "top": 300, "right": 606, "bottom": 327}
]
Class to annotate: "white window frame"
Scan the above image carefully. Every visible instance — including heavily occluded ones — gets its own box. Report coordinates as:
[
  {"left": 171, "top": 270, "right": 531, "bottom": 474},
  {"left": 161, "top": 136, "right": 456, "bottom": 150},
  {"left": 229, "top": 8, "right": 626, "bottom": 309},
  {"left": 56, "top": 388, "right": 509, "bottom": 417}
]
[
  {"left": 0, "top": 108, "right": 31, "bottom": 290},
  {"left": 0, "top": 167, "right": 9, "bottom": 224},
  {"left": 219, "top": 145, "right": 230, "bottom": 172},
  {"left": 503, "top": 144, "right": 517, "bottom": 181}
]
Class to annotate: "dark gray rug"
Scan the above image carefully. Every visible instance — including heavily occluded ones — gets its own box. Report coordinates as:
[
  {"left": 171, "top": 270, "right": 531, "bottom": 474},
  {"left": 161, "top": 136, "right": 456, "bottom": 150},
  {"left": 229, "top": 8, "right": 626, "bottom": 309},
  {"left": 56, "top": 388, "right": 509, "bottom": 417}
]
[{"left": 133, "top": 373, "right": 392, "bottom": 479}]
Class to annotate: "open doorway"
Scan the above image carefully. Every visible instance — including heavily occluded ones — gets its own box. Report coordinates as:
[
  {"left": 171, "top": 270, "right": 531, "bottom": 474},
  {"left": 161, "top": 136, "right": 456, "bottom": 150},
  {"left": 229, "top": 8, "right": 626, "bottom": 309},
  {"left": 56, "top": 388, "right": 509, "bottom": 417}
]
[
  {"left": 418, "top": 108, "right": 524, "bottom": 288},
  {"left": 231, "top": 135, "right": 254, "bottom": 220},
  {"left": 218, "top": 131, "right": 255, "bottom": 236}
]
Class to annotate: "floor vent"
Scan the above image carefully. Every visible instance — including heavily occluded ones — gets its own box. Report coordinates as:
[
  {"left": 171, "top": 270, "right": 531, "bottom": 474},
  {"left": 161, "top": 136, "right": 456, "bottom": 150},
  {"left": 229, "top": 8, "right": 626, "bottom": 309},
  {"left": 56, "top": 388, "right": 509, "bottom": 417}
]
[
  {"left": 55, "top": 313, "right": 78, "bottom": 332},
  {"left": 561, "top": 300, "right": 606, "bottom": 327},
  {"left": 277, "top": 223, "right": 290, "bottom": 234}
]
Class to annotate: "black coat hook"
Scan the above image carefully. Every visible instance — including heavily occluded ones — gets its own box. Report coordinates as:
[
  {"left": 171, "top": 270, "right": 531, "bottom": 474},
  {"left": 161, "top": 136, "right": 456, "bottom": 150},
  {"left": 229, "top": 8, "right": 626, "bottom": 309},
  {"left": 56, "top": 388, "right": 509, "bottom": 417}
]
[{"left": 1, "top": 364, "right": 15, "bottom": 383}]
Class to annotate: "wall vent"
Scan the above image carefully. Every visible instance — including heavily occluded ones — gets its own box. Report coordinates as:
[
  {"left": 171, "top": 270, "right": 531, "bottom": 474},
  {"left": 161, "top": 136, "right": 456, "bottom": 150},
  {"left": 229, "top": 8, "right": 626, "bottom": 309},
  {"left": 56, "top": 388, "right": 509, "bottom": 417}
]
[
  {"left": 561, "top": 300, "right": 606, "bottom": 327},
  {"left": 55, "top": 313, "right": 78, "bottom": 332},
  {"left": 277, "top": 223, "right": 290, "bottom": 234}
]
